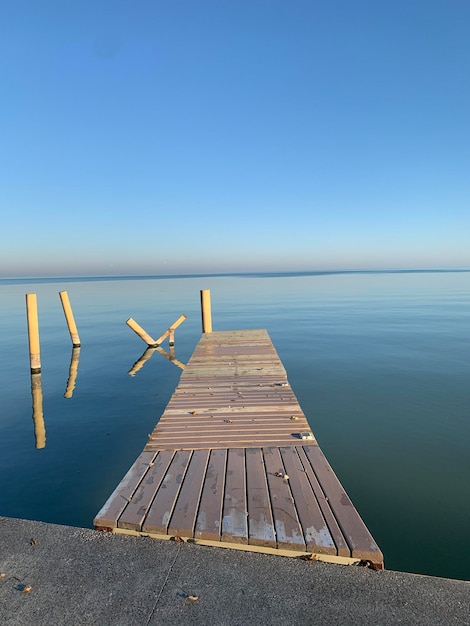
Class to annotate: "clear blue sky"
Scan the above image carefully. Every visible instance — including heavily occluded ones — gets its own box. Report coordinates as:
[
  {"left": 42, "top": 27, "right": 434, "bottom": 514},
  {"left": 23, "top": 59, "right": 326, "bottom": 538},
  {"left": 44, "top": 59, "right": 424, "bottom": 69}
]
[{"left": 1, "top": 0, "right": 469, "bottom": 277}]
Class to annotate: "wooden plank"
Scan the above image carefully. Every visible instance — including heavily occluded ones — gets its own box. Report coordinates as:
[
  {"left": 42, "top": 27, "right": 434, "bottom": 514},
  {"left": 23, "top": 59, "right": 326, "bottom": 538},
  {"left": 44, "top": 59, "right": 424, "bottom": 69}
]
[
  {"left": 245, "top": 448, "right": 276, "bottom": 547},
  {"left": 167, "top": 449, "right": 210, "bottom": 537},
  {"left": 156, "top": 413, "right": 308, "bottom": 422},
  {"left": 151, "top": 424, "right": 310, "bottom": 434},
  {"left": 179, "top": 376, "right": 285, "bottom": 383},
  {"left": 166, "top": 405, "right": 301, "bottom": 412},
  {"left": 167, "top": 400, "right": 298, "bottom": 407},
  {"left": 155, "top": 416, "right": 306, "bottom": 425},
  {"left": 172, "top": 391, "right": 299, "bottom": 399},
  {"left": 221, "top": 448, "right": 248, "bottom": 543},
  {"left": 145, "top": 438, "right": 315, "bottom": 451},
  {"left": 303, "top": 445, "right": 383, "bottom": 563},
  {"left": 263, "top": 447, "right": 306, "bottom": 551},
  {"left": 93, "top": 450, "right": 157, "bottom": 529},
  {"left": 194, "top": 449, "right": 227, "bottom": 541},
  {"left": 167, "top": 396, "right": 300, "bottom": 405},
  {"left": 280, "top": 446, "right": 336, "bottom": 555},
  {"left": 155, "top": 412, "right": 305, "bottom": 422},
  {"left": 181, "top": 369, "right": 286, "bottom": 378},
  {"left": 153, "top": 422, "right": 306, "bottom": 431},
  {"left": 117, "top": 450, "right": 175, "bottom": 531},
  {"left": 296, "top": 446, "right": 349, "bottom": 557},
  {"left": 188, "top": 352, "right": 279, "bottom": 359},
  {"left": 192, "top": 348, "right": 275, "bottom": 356},
  {"left": 142, "top": 450, "right": 192, "bottom": 534}
]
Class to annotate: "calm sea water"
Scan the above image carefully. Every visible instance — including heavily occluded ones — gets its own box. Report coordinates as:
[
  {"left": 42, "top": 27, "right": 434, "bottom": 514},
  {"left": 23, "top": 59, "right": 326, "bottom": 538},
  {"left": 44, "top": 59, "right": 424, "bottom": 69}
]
[{"left": 1, "top": 271, "right": 469, "bottom": 581}]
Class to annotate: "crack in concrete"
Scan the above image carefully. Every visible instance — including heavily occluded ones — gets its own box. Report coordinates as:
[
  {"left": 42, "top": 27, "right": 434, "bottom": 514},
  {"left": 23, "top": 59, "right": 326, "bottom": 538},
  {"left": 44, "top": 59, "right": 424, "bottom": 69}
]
[{"left": 145, "top": 543, "right": 182, "bottom": 625}]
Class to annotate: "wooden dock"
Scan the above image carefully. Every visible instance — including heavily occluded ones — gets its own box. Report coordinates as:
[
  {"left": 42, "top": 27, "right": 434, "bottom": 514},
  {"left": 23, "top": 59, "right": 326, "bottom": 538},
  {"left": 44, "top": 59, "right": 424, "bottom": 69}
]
[{"left": 94, "top": 329, "right": 383, "bottom": 568}]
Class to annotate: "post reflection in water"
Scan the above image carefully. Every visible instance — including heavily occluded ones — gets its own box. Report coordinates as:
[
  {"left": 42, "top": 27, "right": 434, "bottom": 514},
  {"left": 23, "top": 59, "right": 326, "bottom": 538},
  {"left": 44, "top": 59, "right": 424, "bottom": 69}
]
[
  {"left": 128, "top": 345, "right": 185, "bottom": 376},
  {"left": 156, "top": 345, "right": 185, "bottom": 370},
  {"left": 64, "top": 346, "right": 81, "bottom": 399},
  {"left": 30, "top": 372, "right": 46, "bottom": 449},
  {"left": 128, "top": 347, "right": 157, "bottom": 376}
]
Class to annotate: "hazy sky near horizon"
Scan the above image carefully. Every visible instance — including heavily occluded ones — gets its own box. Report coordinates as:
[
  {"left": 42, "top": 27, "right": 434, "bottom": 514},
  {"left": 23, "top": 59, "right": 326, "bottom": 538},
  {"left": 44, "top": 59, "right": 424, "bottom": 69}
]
[{"left": 1, "top": 1, "right": 469, "bottom": 277}]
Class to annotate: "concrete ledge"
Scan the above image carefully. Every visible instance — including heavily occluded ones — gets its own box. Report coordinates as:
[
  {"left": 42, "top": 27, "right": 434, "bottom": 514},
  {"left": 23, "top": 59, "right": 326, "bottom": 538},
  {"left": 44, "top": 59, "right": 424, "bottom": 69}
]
[{"left": 0, "top": 516, "right": 468, "bottom": 625}]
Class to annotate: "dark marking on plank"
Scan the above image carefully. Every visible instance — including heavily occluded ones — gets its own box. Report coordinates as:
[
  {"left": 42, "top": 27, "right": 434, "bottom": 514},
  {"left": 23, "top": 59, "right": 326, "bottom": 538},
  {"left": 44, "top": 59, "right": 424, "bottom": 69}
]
[
  {"left": 167, "top": 449, "right": 210, "bottom": 537},
  {"left": 263, "top": 447, "right": 306, "bottom": 551},
  {"left": 303, "top": 446, "right": 383, "bottom": 563},
  {"left": 280, "top": 446, "right": 336, "bottom": 555},
  {"left": 93, "top": 451, "right": 157, "bottom": 529},
  {"left": 142, "top": 450, "right": 192, "bottom": 534},
  {"left": 245, "top": 448, "right": 276, "bottom": 547},
  {"left": 221, "top": 448, "right": 248, "bottom": 543},
  {"left": 118, "top": 450, "right": 175, "bottom": 531},
  {"left": 195, "top": 449, "right": 227, "bottom": 541}
]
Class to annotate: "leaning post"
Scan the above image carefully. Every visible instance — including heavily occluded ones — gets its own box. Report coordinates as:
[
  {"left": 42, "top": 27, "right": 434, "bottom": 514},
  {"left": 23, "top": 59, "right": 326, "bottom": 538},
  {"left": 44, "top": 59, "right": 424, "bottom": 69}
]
[
  {"left": 200, "top": 289, "right": 212, "bottom": 333},
  {"left": 126, "top": 318, "right": 158, "bottom": 346},
  {"left": 59, "top": 291, "right": 81, "bottom": 347}
]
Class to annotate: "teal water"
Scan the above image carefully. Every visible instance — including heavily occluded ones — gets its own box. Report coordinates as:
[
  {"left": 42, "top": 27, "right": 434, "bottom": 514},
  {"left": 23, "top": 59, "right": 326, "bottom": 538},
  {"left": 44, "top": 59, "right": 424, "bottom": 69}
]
[{"left": 1, "top": 271, "right": 469, "bottom": 581}]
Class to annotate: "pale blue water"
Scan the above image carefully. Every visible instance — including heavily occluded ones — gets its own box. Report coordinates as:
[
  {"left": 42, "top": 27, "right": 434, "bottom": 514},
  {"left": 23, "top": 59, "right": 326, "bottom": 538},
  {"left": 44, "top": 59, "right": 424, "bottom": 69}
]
[{"left": 1, "top": 271, "right": 469, "bottom": 581}]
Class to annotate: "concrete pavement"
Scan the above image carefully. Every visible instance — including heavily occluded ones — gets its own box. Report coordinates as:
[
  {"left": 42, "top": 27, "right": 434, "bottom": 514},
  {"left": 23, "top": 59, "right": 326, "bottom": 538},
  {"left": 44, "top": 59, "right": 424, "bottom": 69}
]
[{"left": 1, "top": 516, "right": 469, "bottom": 625}]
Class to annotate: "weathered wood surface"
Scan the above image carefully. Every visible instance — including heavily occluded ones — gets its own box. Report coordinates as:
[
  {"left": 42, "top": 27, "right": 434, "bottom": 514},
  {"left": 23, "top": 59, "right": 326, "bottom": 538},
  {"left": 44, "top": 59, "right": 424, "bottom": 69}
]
[
  {"left": 95, "top": 445, "right": 383, "bottom": 564},
  {"left": 94, "top": 329, "right": 383, "bottom": 568},
  {"left": 194, "top": 448, "right": 227, "bottom": 541},
  {"left": 221, "top": 447, "right": 248, "bottom": 543},
  {"left": 145, "top": 329, "right": 315, "bottom": 450}
]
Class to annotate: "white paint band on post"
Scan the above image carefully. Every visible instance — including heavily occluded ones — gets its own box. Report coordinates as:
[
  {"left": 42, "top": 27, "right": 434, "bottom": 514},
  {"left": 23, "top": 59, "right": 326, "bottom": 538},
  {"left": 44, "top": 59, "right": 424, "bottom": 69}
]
[
  {"left": 200, "top": 289, "right": 212, "bottom": 333},
  {"left": 26, "top": 293, "right": 41, "bottom": 373},
  {"left": 59, "top": 291, "right": 81, "bottom": 347}
]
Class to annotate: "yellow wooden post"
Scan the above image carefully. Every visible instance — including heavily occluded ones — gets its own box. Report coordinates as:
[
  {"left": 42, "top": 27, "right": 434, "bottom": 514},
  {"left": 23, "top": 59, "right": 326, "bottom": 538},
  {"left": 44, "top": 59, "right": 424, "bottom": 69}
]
[
  {"left": 200, "top": 289, "right": 212, "bottom": 333},
  {"left": 26, "top": 293, "right": 41, "bottom": 373},
  {"left": 126, "top": 318, "right": 157, "bottom": 346},
  {"left": 154, "top": 314, "right": 187, "bottom": 345},
  {"left": 31, "top": 372, "right": 46, "bottom": 449},
  {"left": 59, "top": 291, "right": 81, "bottom": 347}
]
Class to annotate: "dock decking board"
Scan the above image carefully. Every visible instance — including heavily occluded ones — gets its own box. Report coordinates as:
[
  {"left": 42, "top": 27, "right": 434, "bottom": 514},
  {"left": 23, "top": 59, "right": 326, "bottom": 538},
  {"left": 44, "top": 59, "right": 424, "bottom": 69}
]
[
  {"left": 167, "top": 448, "right": 210, "bottom": 538},
  {"left": 94, "top": 329, "right": 383, "bottom": 568},
  {"left": 296, "top": 445, "right": 350, "bottom": 557},
  {"left": 279, "top": 446, "right": 337, "bottom": 555},
  {"left": 245, "top": 448, "right": 276, "bottom": 548},
  {"left": 221, "top": 448, "right": 248, "bottom": 543},
  {"left": 194, "top": 448, "right": 227, "bottom": 541},
  {"left": 144, "top": 330, "right": 313, "bottom": 450},
  {"left": 117, "top": 449, "right": 175, "bottom": 531},
  {"left": 263, "top": 447, "right": 306, "bottom": 551}
]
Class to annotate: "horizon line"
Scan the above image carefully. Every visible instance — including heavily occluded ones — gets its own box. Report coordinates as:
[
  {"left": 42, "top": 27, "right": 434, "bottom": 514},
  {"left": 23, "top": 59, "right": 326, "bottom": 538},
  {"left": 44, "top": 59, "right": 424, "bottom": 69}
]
[{"left": 1, "top": 266, "right": 470, "bottom": 283}]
